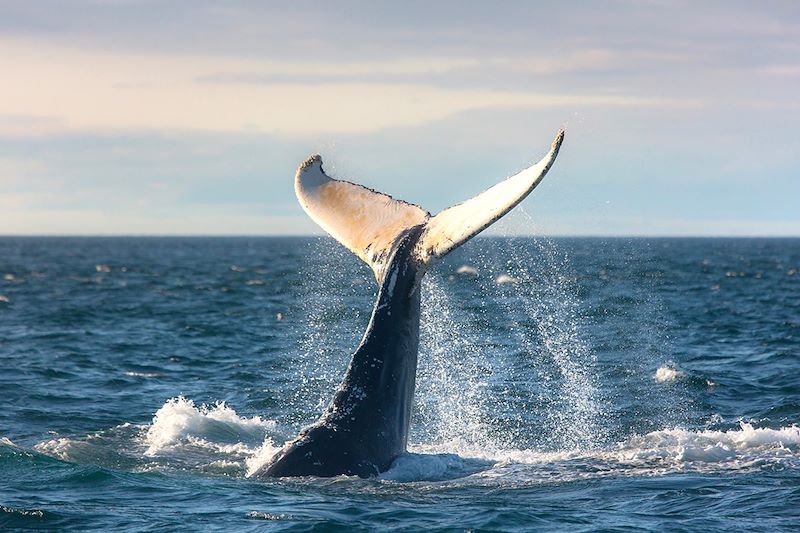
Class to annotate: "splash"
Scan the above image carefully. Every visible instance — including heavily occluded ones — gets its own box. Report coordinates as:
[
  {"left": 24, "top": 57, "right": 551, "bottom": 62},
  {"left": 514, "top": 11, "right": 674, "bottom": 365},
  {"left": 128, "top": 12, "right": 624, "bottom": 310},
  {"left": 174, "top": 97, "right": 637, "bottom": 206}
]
[
  {"left": 380, "top": 422, "right": 800, "bottom": 484},
  {"left": 244, "top": 438, "right": 284, "bottom": 477},
  {"left": 504, "top": 231, "right": 606, "bottom": 450},
  {"left": 413, "top": 212, "right": 606, "bottom": 454},
  {"left": 290, "top": 238, "right": 371, "bottom": 425},
  {"left": 29, "top": 398, "right": 281, "bottom": 476},
  {"left": 480, "top": 225, "right": 605, "bottom": 450},
  {"left": 654, "top": 363, "right": 685, "bottom": 383},
  {"left": 416, "top": 276, "right": 496, "bottom": 448},
  {"left": 144, "top": 396, "right": 273, "bottom": 456},
  {"left": 26, "top": 397, "right": 800, "bottom": 484}
]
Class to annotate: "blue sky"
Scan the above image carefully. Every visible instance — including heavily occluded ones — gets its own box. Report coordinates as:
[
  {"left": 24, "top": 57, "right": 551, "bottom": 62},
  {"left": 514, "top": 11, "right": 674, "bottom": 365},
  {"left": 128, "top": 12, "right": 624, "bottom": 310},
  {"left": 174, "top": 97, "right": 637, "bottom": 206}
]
[{"left": 1, "top": 1, "right": 798, "bottom": 235}]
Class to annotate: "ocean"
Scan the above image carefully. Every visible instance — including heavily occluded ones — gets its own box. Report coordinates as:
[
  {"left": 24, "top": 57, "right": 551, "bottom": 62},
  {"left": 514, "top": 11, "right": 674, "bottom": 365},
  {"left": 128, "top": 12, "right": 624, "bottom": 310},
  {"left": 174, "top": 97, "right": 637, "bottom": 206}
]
[{"left": 1, "top": 235, "right": 798, "bottom": 531}]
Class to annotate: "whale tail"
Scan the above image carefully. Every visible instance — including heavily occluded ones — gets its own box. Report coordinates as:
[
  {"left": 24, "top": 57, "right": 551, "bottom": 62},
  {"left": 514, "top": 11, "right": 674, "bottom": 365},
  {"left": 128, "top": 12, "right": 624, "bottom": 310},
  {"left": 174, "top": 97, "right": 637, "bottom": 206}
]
[{"left": 295, "top": 129, "right": 564, "bottom": 280}]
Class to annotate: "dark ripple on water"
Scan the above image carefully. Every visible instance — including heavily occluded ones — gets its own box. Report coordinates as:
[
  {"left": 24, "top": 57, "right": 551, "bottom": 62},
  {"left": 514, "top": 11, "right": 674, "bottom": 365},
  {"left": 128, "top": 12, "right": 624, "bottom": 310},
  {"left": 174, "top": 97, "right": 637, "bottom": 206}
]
[{"left": 1, "top": 237, "right": 799, "bottom": 531}]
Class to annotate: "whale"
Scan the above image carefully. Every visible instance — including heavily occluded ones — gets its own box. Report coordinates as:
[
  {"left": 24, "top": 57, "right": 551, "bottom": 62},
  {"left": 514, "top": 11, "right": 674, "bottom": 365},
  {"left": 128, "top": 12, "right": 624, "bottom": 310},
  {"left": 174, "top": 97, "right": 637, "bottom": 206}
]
[{"left": 254, "top": 129, "right": 564, "bottom": 478}]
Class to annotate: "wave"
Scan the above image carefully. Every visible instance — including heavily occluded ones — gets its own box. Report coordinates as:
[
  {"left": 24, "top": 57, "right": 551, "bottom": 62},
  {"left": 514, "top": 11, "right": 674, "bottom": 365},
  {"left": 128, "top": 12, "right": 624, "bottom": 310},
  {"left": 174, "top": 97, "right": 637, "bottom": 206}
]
[
  {"left": 24, "top": 397, "right": 800, "bottom": 485},
  {"left": 34, "top": 437, "right": 139, "bottom": 470},
  {"left": 27, "top": 397, "right": 280, "bottom": 476},
  {"left": 0, "top": 505, "right": 50, "bottom": 529},
  {"left": 381, "top": 422, "right": 800, "bottom": 484},
  {"left": 144, "top": 396, "right": 274, "bottom": 456},
  {"left": 140, "top": 396, "right": 282, "bottom": 476}
]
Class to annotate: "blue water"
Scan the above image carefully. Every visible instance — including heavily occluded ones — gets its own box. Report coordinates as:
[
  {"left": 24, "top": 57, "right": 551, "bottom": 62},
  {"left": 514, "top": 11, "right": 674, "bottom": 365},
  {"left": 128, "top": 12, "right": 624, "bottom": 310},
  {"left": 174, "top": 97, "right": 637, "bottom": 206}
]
[{"left": 1, "top": 236, "right": 798, "bottom": 531}]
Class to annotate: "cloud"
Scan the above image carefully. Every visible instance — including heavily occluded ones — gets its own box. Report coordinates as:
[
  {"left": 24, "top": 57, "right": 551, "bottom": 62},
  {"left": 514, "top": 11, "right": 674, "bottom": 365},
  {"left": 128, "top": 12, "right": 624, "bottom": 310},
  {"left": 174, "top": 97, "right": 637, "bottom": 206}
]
[
  {"left": 1, "top": 2, "right": 798, "bottom": 236},
  {"left": 0, "top": 155, "right": 48, "bottom": 180},
  {"left": 0, "top": 114, "right": 68, "bottom": 136},
  {"left": 0, "top": 206, "right": 314, "bottom": 235},
  {"left": 760, "top": 64, "right": 800, "bottom": 77},
  {"left": 0, "top": 37, "right": 696, "bottom": 138}
]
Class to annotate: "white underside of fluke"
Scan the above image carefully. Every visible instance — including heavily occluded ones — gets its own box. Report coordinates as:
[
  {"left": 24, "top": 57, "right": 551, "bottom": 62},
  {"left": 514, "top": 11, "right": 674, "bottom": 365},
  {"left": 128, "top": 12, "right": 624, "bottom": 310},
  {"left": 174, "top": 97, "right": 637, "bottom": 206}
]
[
  {"left": 294, "top": 129, "right": 564, "bottom": 280},
  {"left": 294, "top": 155, "right": 430, "bottom": 280},
  {"left": 418, "top": 129, "right": 564, "bottom": 259}
]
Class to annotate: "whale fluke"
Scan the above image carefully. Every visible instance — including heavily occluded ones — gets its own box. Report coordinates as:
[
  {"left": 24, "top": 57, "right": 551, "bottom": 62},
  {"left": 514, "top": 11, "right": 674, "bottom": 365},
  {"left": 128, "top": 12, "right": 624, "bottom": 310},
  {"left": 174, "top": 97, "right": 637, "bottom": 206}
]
[
  {"left": 295, "top": 155, "right": 430, "bottom": 281},
  {"left": 295, "top": 129, "right": 564, "bottom": 280},
  {"left": 258, "top": 128, "right": 565, "bottom": 478},
  {"left": 419, "top": 128, "right": 564, "bottom": 260}
]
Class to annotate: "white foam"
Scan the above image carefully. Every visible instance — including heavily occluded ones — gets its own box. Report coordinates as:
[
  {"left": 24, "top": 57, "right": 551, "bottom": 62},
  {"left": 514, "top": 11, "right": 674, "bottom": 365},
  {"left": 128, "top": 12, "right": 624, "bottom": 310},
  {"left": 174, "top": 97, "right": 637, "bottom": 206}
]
[
  {"left": 381, "top": 451, "right": 491, "bottom": 482},
  {"left": 203, "top": 459, "right": 245, "bottom": 475},
  {"left": 0, "top": 295, "right": 9, "bottom": 303},
  {"left": 123, "top": 371, "right": 161, "bottom": 378},
  {"left": 613, "top": 423, "right": 800, "bottom": 466},
  {"left": 34, "top": 437, "right": 134, "bottom": 467},
  {"left": 27, "top": 408, "right": 800, "bottom": 483},
  {"left": 392, "top": 422, "right": 800, "bottom": 483},
  {"left": 0, "top": 506, "right": 45, "bottom": 518},
  {"left": 144, "top": 396, "right": 274, "bottom": 456},
  {"left": 455, "top": 265, "right": 478, "bottom": 275},
  {"left": 246, "top": 511, "right": 292, "bottom": 520},
  {"left": 495, "top": 273, "right": 520, "bottom": 284},
  {"left": 654, "top": 364, "right": 684, "bottom": 383},
  {"left": 244, "top": 437, "right": 283, "bottom": 477}
]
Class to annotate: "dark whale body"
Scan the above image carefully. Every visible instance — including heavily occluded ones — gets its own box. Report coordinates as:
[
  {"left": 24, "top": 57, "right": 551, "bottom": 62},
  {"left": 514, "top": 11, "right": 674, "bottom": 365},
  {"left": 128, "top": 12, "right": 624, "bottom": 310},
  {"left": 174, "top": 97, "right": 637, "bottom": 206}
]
[
  {"left": 254, "top": 129, "right": 564, "bottom": 478},
  {"left": 259, "top": 227, "right": 425, "bottom": 477}
]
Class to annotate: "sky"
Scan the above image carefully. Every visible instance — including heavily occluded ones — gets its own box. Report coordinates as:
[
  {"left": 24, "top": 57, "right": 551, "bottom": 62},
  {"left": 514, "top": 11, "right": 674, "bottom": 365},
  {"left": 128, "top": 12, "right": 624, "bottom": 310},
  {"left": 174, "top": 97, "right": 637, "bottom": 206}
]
[{"left": 0, "top": 0, "right": 798, "bottom": 236}]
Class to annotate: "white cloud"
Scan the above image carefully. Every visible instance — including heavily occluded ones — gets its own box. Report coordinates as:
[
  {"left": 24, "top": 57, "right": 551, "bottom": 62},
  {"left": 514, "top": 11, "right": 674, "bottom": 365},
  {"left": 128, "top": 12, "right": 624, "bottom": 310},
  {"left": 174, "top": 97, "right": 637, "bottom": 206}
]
[
  {"left": 0, "top": 156, "right": 48, "bottom": 182},
  {"left": 0, "top": 205, "right": 315, "bottom": 235},
  {"left": 0, "top": 37, "right": 693, "bottom": 137},
  {"left": 760, "top": 64, "right": 800, "bottom": 77}
]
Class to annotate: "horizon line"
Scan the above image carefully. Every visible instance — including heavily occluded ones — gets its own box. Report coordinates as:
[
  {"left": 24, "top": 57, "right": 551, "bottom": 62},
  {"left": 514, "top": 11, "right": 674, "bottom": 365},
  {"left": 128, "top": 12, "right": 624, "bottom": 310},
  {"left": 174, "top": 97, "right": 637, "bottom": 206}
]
[{"left": 1, "top": 233, "right": 799, "bottom": 239}]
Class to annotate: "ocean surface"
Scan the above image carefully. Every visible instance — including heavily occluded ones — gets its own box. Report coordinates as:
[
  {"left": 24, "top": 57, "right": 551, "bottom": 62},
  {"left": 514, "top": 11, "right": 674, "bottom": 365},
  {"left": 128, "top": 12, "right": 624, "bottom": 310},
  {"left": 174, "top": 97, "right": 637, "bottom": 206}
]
[{"left": 1, "top": 235, "right": 798, "bottom": 531}]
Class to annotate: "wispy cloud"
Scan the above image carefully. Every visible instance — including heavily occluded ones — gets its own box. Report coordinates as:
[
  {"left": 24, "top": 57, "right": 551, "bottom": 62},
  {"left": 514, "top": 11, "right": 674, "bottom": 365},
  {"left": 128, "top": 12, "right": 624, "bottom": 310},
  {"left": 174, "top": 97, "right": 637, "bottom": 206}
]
[
  {"left": 0, "top": 1, "right": 798, "bottom": 236},
  {"left": 760, "top": 64, "right": 800, "bottom": 76},
  {"left": 0, "top": 37, "right": 698, "bottom": 137}
]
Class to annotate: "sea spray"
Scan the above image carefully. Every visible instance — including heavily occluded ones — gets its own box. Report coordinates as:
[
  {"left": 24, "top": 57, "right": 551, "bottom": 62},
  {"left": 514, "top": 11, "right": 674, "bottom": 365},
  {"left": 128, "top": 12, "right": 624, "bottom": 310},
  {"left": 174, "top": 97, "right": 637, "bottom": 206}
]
[
  {"left": 416, "top": 274, "right": 497, "bottom": 449},
  {"left": 286, "top": 227, "right": 689, "bottom": 457},
  {"left": 386, "top": 422, "right": 800, "bottom": 483},
  {"left": 444, "top": 209, "right": 609, "bottom": 452},
  {"left": 414, "top": 220, "right": 606, "bottom": 453},
  {"left": 507, "top": 233, "right": 606, "bottom": 450},
  {"left": 289, "top": 237, "right": 372, "bottom": 428},
  {"left": 144, "top": 396, "right": 272, "bottom": 456}
]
